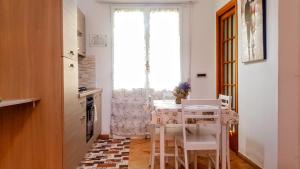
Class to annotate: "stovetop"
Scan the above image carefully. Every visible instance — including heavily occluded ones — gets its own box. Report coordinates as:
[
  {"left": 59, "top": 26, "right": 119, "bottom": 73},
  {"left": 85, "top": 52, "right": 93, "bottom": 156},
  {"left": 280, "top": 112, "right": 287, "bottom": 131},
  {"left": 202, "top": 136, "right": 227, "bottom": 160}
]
[{"left": 78, "top": 87, "right": 87, "bottom": 92}]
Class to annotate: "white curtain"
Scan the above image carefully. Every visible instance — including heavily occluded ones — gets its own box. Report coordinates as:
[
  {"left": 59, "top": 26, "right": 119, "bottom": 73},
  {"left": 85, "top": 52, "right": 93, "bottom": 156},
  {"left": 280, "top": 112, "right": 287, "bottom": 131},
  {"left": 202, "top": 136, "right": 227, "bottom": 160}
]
[
  {"left": 148, "top": 10, "right": 181, "bottom": 90},
  {"left": 111, "top": 8, "right": 180, "bottom": 136},
  {"left": 113, "top": 10, "right": 146, "bottom": 89}
]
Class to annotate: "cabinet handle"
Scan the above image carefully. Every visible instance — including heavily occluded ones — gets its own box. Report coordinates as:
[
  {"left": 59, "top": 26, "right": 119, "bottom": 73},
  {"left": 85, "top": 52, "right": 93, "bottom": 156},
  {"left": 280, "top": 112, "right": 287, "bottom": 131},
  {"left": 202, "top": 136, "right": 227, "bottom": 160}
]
[
  {"left": 93, "top": 104, "right": 97, "bottom": 121},
  {"left": 69, "top": 50, "right": 75, "bottom": 55},
  {"left": 80, "top": 115, "right": 86, "bottom": 120},
  {"left": 69, "top": 64, "right": 74, "bottom": 68}
]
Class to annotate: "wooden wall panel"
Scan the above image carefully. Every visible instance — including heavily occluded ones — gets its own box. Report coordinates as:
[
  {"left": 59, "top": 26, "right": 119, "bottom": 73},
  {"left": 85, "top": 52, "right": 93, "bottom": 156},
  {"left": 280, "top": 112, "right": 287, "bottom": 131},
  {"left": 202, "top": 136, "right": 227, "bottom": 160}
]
[{"left": 0, "top": 0, "right": 63, "bottom": 168}]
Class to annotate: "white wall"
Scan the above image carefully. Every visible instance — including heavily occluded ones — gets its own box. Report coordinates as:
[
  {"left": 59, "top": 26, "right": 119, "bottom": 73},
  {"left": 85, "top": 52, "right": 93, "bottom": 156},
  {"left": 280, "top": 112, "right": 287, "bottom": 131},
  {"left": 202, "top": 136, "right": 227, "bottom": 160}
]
[
  {"left": 77, "top": 0, "right": 193, "bottom": 134},
  {"left": 190, "top": 0, "right": 216, "bottom": 99},
  {"left": 238, "top": 1, "right": 278, "bottom": 168},
  {"left": 77, "top": 1, "right": 283, "bottom": 168},
  {"left": 278, "top": 0, "right": 300, "bottom": 168},
  {"left": 77, "top": 0, "right": 112, "bottom": 134},
  {"left": 214, "top": 0, "right": 278, "bottom": 168}
]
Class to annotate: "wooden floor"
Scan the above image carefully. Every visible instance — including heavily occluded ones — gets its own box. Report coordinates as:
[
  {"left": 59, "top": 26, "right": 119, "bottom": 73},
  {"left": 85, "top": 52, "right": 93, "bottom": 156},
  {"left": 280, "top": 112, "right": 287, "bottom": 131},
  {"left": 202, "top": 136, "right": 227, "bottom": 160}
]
[{"left": 129, "top": 139, "right": 255, "bottom": 169}]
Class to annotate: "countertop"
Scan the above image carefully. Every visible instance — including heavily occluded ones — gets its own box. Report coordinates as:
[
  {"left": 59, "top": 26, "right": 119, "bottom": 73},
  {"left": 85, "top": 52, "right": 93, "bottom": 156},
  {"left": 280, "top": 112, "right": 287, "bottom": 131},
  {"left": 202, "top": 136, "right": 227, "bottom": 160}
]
[{"left": 78, "top": 88, "right": 103, "bottom": 98}]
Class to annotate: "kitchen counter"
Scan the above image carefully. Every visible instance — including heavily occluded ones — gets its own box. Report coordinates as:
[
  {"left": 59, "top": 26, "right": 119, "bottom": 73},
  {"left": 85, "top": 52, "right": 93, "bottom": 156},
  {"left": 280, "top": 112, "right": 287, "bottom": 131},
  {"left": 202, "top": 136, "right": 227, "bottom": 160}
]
[{"left": 78, "top": 88, "right": 103, "bottom": 98}]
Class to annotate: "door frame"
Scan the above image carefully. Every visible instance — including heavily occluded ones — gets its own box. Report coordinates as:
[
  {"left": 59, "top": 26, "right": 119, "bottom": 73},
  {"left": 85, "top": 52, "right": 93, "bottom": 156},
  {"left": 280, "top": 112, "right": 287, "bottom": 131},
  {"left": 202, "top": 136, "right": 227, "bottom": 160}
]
[{"left": 216, "top": 0, "right": 239, "bottom": 151}]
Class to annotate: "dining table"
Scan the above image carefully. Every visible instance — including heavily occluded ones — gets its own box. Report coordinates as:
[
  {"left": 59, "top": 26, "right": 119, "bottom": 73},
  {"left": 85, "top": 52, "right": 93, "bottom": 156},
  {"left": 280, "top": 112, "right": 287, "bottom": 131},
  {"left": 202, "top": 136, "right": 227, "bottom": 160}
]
[{"left": 148, "top": 100, "right": 239, "bottom": 169}]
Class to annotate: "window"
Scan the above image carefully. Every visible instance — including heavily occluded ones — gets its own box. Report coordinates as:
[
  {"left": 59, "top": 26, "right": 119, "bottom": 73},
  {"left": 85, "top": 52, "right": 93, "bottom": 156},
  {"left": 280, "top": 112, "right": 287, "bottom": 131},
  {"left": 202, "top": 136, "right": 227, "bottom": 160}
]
[{"left": 113, "top": 8, "right": 181, "bottom": 90}]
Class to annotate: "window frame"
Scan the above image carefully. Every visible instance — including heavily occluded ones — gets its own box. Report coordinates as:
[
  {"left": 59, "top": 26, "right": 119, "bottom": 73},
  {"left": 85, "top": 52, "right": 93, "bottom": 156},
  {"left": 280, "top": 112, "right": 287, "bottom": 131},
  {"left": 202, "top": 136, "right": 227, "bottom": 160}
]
[{"left": 111, "top": 4, "right": 184, "bottom": 90}]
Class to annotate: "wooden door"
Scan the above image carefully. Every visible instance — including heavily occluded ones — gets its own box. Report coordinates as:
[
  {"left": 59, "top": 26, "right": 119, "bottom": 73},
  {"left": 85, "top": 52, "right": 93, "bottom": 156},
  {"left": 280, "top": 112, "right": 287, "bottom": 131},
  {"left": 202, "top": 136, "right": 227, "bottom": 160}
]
[{"left": 216, "top": 0, "right": 238, "bottom": 152}]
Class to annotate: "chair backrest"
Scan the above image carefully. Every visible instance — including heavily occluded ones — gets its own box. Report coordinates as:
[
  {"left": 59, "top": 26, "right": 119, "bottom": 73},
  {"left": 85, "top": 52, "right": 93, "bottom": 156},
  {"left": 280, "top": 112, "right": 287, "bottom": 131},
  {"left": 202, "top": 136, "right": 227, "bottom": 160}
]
[
  {"left": 181, "top": 99, "right": 221, "bottom": 145},
  {"left": 218, "top": 94, "right": 232, "bottom": 109}
]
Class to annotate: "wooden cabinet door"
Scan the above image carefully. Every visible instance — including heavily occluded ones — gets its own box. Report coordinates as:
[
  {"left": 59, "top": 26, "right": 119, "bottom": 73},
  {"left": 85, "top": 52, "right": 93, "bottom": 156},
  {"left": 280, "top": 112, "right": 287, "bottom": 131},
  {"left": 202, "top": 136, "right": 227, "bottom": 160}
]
[
  {"left": 78, "top": 98, "right": 87, "bottom": 155},
  {"left": 77, "top": 8, "right": 85, "bottom": 34},
  {"left": 77, "top": 8, "right": 86, "bottom": 57},
  {"left": 63, "top": 0, "right": 78, "bottom": 61},
  {"left": 93, "top": 93, "right": 102, "bottom": 135},
  {"left": 63, "top": 0, "right": 84, "bottom": 169},
  {"left": 63, "top": 58, "right": 83, "bottom": 169}
]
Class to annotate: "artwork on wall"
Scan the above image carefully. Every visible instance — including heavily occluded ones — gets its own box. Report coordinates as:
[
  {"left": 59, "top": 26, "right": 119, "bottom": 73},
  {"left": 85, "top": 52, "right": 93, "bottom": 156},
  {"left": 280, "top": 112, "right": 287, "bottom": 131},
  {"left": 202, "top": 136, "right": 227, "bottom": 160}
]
[
  {"left": 241, "top": 0, "right": 266, "bottom": 63},
  {"left": 89, "top": 34, "right": 108, "bottom": 47}
]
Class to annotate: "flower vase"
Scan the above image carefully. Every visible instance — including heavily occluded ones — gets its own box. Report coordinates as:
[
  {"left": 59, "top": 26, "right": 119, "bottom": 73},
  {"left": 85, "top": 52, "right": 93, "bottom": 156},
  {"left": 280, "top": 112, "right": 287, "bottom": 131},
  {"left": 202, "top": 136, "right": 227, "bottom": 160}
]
[
  {"left": 175, "top": 96, "right": 187, "bottom": 104},
  {"left": 175, "top": 97, "right": 181, "bottom": 104}
]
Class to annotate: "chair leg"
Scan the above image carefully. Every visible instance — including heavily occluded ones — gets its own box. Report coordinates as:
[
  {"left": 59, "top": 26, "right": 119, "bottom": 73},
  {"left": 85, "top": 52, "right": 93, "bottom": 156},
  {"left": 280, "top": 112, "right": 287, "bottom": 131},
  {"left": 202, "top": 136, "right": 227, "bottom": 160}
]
[
  {"left": 193, "top": 152, "right": 197, "bottom": 169},
  {"left": 150, "top": 145, "right": 155, "bottom": 169},
  {"left": 166, "top": 155, "right": 169, "bottom": 164},
  {"left": 175, "top": 140, "right": 179, "bottom": 169},
  {"left": 208, "top": 159, "right": 212, "bottom": 169},
  {"left": 216, "top": 149, "right": 220, "bottom": 169},
  {"left": 226, "top": 133, "right": 231, "bottom": 169},
  {"left": 148, "top": 138, "right": 152, "bottom": 167},
  {"left": 184, "top": 150, "right": 189, "bottom": 169},
  {"left": 148, "top": 153, "right": 152, "bottom": 167},
  {"left": 150, "top": 127, "right": 155, "bottom": 169},
  {"left": 226, "top": 155, "right": 231, "bottom": 169}
]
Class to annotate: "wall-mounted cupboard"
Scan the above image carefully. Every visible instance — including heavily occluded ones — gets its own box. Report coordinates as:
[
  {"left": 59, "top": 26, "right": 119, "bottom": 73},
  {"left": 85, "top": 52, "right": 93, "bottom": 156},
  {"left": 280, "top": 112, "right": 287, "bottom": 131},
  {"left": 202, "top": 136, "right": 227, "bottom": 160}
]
[{"left": 77, "top": 8, "right": 86, "bottom": 57}]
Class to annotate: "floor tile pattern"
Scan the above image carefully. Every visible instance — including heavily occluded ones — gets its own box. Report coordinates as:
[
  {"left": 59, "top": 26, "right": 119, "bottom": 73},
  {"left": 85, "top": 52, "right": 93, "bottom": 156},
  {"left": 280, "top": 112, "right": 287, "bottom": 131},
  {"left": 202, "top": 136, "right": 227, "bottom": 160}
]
[{"left": 78, "top": 138, "right": 130, "bottom": 169}]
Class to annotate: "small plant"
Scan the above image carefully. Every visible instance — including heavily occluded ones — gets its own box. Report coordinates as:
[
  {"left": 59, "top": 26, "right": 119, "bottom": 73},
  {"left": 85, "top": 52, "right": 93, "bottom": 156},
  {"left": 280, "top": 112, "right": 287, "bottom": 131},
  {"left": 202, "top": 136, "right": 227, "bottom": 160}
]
[{"left": 173, "top": 82, "right": 191, "bottom": 104}]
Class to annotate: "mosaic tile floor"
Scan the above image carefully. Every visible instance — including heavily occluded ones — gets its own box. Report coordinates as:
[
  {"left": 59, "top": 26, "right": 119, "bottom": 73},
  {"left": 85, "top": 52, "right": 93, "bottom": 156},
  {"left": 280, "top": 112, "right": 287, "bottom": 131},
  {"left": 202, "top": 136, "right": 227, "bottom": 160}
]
[{"left": 78, "top": 138, "right": 130, "bottom": 169}]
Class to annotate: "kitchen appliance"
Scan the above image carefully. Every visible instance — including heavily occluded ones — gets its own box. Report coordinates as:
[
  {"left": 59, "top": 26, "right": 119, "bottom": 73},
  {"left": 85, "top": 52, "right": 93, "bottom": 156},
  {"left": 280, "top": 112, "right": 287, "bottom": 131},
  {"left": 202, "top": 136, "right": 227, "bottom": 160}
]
[
  {"left": 86, "top": 96, "right": 94, "bottom": 142},
  {"left": 78, "top": 87, "right": 87, "bottom": 92}
]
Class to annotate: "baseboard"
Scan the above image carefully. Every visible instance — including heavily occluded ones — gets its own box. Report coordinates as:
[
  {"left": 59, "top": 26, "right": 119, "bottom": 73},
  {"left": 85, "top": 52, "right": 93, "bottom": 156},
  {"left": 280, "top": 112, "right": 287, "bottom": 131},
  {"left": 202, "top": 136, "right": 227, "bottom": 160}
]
[
  {"left": 237, "top": 152, "right": 262, "bottom": 169},
  {"left": 98, "top": 134, "right": 110, "bottom": 140}
]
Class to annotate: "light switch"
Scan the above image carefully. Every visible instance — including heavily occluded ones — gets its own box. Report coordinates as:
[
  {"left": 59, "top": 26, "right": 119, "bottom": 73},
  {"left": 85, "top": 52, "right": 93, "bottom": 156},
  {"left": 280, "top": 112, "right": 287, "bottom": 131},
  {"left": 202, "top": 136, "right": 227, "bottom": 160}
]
[{"left": 197, "top": 73, "right": 207, "bottom": 78}]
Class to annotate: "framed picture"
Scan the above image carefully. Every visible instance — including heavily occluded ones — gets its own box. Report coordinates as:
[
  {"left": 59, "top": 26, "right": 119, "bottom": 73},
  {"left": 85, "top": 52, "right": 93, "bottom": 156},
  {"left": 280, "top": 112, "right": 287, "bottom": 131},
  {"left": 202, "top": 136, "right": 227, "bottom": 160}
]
[
  {"left": 89, "top": 34, "right": 107, "bottom": 47},
  {"left": 241, "top": 0, "right": 266, "bottom": 63}
]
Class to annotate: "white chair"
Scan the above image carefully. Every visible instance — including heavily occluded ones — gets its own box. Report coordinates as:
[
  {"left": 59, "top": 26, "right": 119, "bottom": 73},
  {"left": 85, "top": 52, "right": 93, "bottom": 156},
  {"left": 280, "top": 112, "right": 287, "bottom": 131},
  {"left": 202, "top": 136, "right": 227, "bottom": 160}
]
[
  {"left": 218, "top": 94, "right": 232, "bottom": 169},
  {"left": 175, "top": 99, "right": 221, "bottom": 169},
  {"left": 218, "top": 94, "right": 232, "bottom": 109},
  {"left": 149, "top": 124, "right": 182, "bottom": 169}
]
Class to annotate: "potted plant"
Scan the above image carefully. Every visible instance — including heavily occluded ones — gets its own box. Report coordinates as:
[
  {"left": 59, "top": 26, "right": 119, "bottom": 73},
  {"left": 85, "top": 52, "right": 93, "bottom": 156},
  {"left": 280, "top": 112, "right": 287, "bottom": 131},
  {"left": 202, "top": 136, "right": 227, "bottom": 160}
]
[{"left": 173, "top": 82, "right": 191, "bottom": 104}]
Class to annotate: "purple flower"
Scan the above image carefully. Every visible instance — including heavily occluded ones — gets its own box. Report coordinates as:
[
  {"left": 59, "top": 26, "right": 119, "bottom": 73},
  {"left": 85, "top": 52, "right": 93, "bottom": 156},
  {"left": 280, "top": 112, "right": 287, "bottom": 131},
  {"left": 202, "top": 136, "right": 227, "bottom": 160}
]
[{"left": 178, "top": 82, "right": 191, "bottom": 92}]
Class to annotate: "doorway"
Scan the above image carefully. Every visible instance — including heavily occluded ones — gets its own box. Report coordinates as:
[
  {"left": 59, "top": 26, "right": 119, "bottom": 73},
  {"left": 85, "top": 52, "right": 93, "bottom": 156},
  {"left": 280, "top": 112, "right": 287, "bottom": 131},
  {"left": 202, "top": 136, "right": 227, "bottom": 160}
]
[{"left": 216, "top": 0, "right": 238, "bottom": 152}]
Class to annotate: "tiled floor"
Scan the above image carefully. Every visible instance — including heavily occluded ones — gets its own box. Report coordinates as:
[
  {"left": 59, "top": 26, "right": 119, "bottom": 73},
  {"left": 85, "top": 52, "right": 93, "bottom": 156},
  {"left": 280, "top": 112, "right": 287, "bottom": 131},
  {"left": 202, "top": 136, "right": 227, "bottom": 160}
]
[
  {"left": 129, "top": 139, "right": 255, "bottom": 169},
  {"left": 78, "top": 138, "right": 130, "bottom": 169},
  {"left": 78, "top": 137, "right": 255, "bottom": 169}
]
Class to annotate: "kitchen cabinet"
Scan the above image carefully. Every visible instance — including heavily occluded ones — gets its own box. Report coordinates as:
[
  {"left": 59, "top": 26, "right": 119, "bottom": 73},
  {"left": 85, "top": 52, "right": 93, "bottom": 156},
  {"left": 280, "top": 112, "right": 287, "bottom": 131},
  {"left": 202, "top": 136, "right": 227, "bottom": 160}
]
[
  {"left": 63, "top": 0, "right": 78, "bottom": 61},
  {"left": 94, "top": 92, "right": 102, "bottom": 134},
  {"left": 63, "top": 59, "right": 85, "bottom": 169},
  {"left": 77, "top": 8, "right": 86, "bottom": 57},
  {"left": 78, "top": 90, "right": 102, "bottom": 153},
  {"left": 63, "top": 0, "right": 86, "bottom": 169},
  {"left": 78, "top": 97, "right": 87, "bottom": 155}
]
